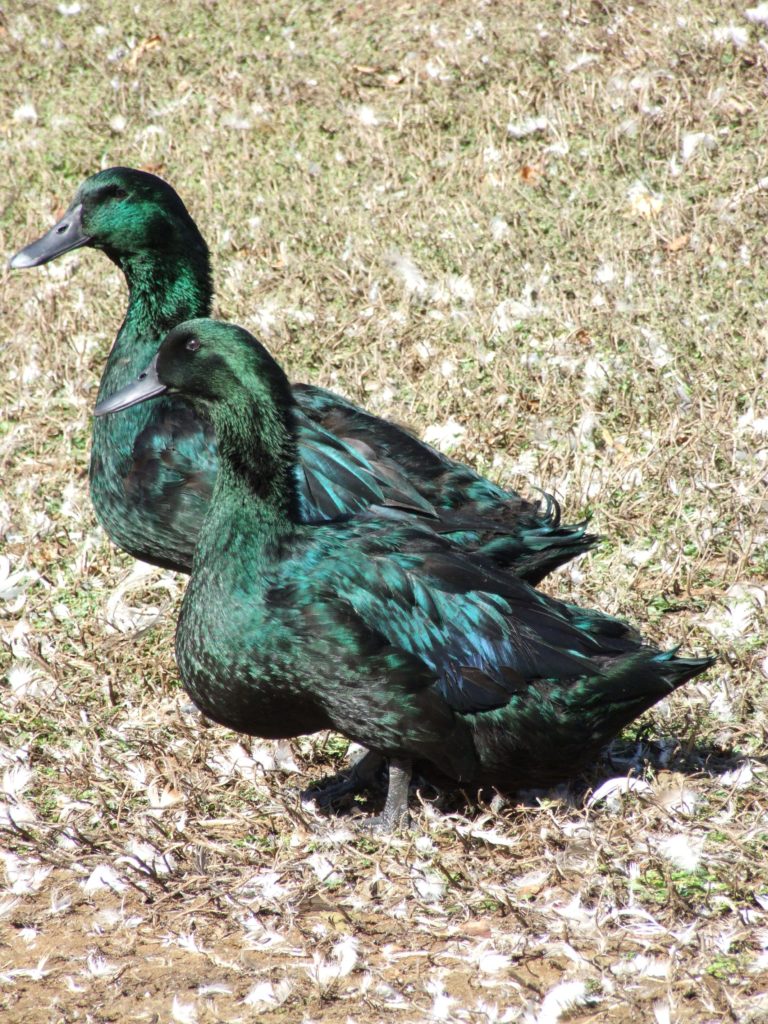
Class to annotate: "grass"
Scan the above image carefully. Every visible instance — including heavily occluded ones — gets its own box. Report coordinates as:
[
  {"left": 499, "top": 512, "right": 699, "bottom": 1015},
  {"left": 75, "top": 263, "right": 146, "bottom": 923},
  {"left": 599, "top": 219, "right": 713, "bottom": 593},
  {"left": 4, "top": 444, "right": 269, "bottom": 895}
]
[{"left": 1, "top": 1, "right": 768, "bottom": 1021}]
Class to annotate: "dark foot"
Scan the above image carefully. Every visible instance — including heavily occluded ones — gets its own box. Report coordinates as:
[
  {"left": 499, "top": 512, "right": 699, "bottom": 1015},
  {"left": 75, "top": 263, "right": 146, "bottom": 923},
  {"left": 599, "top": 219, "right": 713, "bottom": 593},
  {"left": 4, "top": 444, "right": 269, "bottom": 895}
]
[
  {"left": 358, "top": 759, "right": 413, "bottom": 833},
  {"left": 302, "top": 750, "right": 385, "bottom": 808},
  {"left": 359, "top": 810, "right": 413, "bottom": 834}
]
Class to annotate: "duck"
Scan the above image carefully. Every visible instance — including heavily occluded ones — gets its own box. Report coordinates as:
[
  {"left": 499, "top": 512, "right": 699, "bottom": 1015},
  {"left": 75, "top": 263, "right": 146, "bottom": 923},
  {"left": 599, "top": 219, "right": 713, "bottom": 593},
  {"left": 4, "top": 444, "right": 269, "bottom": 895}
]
[
  {"left": 10, "top": 167, "right": 595, "bottom": 583},
  {"left": 94, "top": 318, "right": 714, "bottom": 831}
]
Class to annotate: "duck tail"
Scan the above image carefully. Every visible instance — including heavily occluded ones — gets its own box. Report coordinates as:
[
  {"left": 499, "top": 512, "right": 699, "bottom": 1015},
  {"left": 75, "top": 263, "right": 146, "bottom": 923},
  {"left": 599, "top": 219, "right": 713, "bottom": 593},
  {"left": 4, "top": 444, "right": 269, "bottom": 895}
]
[
  {"left": 650, "top": 648, "right": 717, "bottom": 690},
  {"left": 570, "top": 647, "right": 715, "bottom": 721},
  {"left": 468, "top": 648, "right": 715, "bottom": 790}
]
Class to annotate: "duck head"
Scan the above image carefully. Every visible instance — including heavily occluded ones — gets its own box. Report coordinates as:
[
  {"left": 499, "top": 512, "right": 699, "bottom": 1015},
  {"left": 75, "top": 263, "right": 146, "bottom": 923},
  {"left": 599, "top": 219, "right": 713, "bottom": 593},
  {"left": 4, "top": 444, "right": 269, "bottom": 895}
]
[
  {"left": 95, "top": 318, "right": 294, "bottom": 420},
  {"left": 96, "top": 319, "right": 298, "bottom": 509},
  {"left": 10, "top": 167, "right": 206, "bottom": 270}
]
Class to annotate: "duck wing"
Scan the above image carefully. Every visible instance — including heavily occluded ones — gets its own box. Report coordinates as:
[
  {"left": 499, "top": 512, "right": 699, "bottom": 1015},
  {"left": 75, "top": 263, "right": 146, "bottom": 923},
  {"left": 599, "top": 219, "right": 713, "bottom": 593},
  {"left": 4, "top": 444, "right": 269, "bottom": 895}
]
[
  {"left": 294, "top": 383, "right": 597, "bottom": 583},
  {"left": 291, "top": 516, "right": 637, "bottom": 715},
  {"left": 292, "top": 405, "right": 437, "bottom": 520}
]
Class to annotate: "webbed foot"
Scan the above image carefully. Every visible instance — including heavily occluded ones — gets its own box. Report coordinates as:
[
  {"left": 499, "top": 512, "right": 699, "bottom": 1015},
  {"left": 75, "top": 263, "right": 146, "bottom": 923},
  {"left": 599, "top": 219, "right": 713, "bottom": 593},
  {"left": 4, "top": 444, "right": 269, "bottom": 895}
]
[
  {"left": 358, "top": 810, "right": 413, "bottom": 834},
  {"left": 303, "top": 749, "right": 385, "bottom": 808},
  {"left": 358, "top": 758, "right": 413, "bottom": 833}
]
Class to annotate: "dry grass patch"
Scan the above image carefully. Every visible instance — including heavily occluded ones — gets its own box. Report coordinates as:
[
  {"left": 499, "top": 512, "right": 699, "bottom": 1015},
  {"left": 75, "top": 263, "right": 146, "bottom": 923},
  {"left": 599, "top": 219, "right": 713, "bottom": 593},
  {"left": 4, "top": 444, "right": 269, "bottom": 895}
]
[{"left": 1, "top": 1, "right": 767, "bottom": 1021}]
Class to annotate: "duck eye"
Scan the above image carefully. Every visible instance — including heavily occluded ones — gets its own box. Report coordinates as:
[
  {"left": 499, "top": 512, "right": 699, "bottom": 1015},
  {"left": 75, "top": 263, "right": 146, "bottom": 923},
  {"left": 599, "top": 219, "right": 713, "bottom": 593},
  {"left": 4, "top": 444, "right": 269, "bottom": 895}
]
[
  {"left": 185, "top": 338, "right": 201, "bottom": 352},
  {"left": 100, "top": 184, "right": 128, "bottom": 201}
]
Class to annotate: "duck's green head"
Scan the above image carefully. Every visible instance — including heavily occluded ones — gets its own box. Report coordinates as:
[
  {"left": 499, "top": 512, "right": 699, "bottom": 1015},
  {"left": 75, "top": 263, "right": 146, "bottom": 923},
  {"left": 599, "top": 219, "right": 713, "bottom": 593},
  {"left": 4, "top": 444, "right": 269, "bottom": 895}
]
[
  {"left": 95, "top": 318, "right": 294, "bottom": 422},
  {"left": 10, "top": 167, "right": 206, "bottom": 270}
]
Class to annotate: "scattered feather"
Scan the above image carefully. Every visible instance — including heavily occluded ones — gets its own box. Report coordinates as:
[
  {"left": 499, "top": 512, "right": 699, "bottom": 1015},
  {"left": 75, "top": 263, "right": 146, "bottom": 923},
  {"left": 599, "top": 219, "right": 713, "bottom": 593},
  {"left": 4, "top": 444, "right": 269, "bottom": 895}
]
[
  {"left": 712, "top": 25, "right": 750, "bottom": 47},
  {"left": 105, "top": 561, "right": 179, "bottom": 633},
  {"left": 565, "top": 52, "right": 599, "bottom": 73},
  {"left": 221, "top": 112, "right": 252, "bottom": 131},
  {"left": 627, "top": 181, "right": 664, "bottom": 219},
  {"left": 81, "top": 864, "right": 127, "bottom": 893},
  {"left": 658, "top": 834, "right": 703, "bottom": 872},
  {"left": 0, "top": 957, "right": 51, "bottom": 982},
  {"left": 681, "top": 132, "right": 716, "bottom": 163},
  {"left": 719, "top": 762, "right": 756, "bottom": 789},
  {"left": 491, "top": 289, "right": 545, "bottom": 332},
  {"left": 445, "top": 274, "right": 475, "bottom": 303},
  {"left": 90, "top": 908, "right": 123, "bottom": 934},
  {"left": 425, "top": 977, "right": 456, "bottom": 1020},
  {"left": 243, "top": 979, "right": 292, "bottom": 1009},
  {"left": 243, "top": 870, "right": 288, "bottom": 902},
  {"left": 119, "top": 840, "right": 177, "bottom": 876},
  {"left": 386, "top": 252, "right": 430, "bottom": 299},
  {"left": 641, "top": 327, "right": 674, "bottom": 368},
  {"left": 411, "top": 861, "right": 446, "bottom": 903},
  {"left": 85, "top": 953, "right": 120, "bottom": 978},
  {"left": 737, "top": 407, "right": 768, "bottom": 436},
  {"left": 3, "top": 764, "right": 32, "bottom": 798},
  {"left": 468, "top": 943, "right": 512, "bottom": 975},
  {"left": 171, "top": 996, "right": 198, "bottom": 1024},
  {"left": 490, "top": 216, "right": 510, "bottom": 240},
  {"left": 454, "top": 822, "right": 520, "bottom": 848},
  {"left": 423, "top": 418, "right": 466, "bottom": 452},
  {"left": 208, "top": 742, "right": 260, "bottom": 779},
  {"left": 623, "top": 540, "right": 660, "bottom": 567},
  {"left": 0, "top": 556, "right": 39, "bottom": 611},
  {"left": 700, "top": 584, "right": 766, "bottom": 640},
  {"left": 612, "top": 954, "right": 670, "bottom": 978},
  {"left": 308, "top": 936, "right": 359, "bottom": 988},
  {"left": 0, "top": 798, "right": 36, "bottom": 828},
  {"left": 2, "top": 854, "right": 51, "bottom": 894},
  {"left": 528, "top": 980, "right": 592, "bottom": 1024},
  {"left": 0, "top": 896, "right": 20, "bottom": 918},
  {"left": 174, "top": 932, "right": 207, "bottom": 955},
  {"left": 12, "top": 103, "right": 37, "bottom": 124},
  {"left": 654, "top": 1000, "right": 672, "bottom": 1024},
  {"left": 746, "top": 3, "right": 768, "bottom": 25},
  {"left": 587, "top": 776, "right": 652, "bottom": 809},
  {"left": 241, "top": 917, "right": 287, "bottom": 950},
  {"left": 198, "top": 982, "right": 232, "bottom": 996},
  {"left": 307, "top": 853, "right": 345, "bottom": 886},
  {"left": 355, "top": 104, "right": 380, "bottom": 127},
  {"left": 594, "top": 262, "right": 615, "bottom": 285},
  {"left": 507, "top": 116, "right": 549, "bottom": 139}
]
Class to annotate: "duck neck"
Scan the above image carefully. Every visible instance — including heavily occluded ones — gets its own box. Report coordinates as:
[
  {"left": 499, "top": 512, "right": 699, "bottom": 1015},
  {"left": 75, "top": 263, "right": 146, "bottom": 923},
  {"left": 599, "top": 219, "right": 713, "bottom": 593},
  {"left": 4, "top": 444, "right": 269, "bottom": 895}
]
[
  {"left": 98, "top": 235, "right": 213, "bottom": 398},
  {"left": 202, "top": 397, "right": 302, "bottom": 554}
]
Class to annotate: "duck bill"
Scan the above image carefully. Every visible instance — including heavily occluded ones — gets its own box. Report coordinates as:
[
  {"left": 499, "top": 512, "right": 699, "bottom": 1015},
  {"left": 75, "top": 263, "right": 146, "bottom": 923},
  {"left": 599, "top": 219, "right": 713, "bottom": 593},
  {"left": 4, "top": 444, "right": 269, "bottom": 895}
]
[
  {"left": 9, "top": 203, "right": 91, "bottom": 269},
  {"left": 94, "top": 356, "right": 167, "bottom": 416}
]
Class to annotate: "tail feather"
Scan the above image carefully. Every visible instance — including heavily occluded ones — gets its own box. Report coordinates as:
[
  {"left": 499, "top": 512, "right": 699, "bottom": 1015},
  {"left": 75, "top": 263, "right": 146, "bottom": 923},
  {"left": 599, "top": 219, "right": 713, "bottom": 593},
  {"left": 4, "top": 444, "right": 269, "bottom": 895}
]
[
  {"left": 565, "top": 649, "right": 715, "bottom": 715},
  {"left": 479, "top": 493, "right": 599, "bottom": 584},
  {"left": 463, "top": 648, "right": 715, "bottom": 790},
  {"left": 654, "top": 649, "right": 717, "bottom": 684},
  {"left": 475, "top": 524, "right": 599, "bottom": 585}
]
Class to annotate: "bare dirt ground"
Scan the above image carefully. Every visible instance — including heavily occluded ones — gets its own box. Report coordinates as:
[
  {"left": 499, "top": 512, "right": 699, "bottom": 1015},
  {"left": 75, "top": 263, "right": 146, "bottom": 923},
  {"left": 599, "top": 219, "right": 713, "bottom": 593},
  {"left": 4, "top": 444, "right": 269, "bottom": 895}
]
[{"left": 1, "top": 1, "right": 767, "bottom": 1021}]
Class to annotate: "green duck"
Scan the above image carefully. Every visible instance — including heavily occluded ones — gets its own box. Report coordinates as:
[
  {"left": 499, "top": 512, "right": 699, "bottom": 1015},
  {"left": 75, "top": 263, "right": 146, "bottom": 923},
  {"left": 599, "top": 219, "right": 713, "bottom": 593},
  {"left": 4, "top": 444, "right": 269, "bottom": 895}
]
[
  {"left": 10, "top": 167, "right": 595, "bottom": 581},
  {"left": 95, "top": 318, "right": 713, "bottom": 831}
]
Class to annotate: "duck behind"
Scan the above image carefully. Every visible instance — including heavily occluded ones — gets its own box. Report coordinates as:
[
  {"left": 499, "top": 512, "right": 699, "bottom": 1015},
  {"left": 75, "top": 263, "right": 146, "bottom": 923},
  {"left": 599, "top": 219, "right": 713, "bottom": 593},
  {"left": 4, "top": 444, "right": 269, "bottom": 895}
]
[
  {"left": 11, "top": 167, "right": 595, "bottom": 584},
  {"left": 95, "top": 318, "right": 714, "bottom": 830}
]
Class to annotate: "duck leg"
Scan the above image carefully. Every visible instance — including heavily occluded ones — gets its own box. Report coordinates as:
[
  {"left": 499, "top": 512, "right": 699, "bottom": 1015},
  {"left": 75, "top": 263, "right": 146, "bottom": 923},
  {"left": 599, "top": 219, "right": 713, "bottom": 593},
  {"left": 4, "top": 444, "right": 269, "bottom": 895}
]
[
  {"left": 303, "top": 749, "right": 385, "bottom": 808},
  {"left": 363, "top": 758, "right": 413, "bottom": 832}
]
